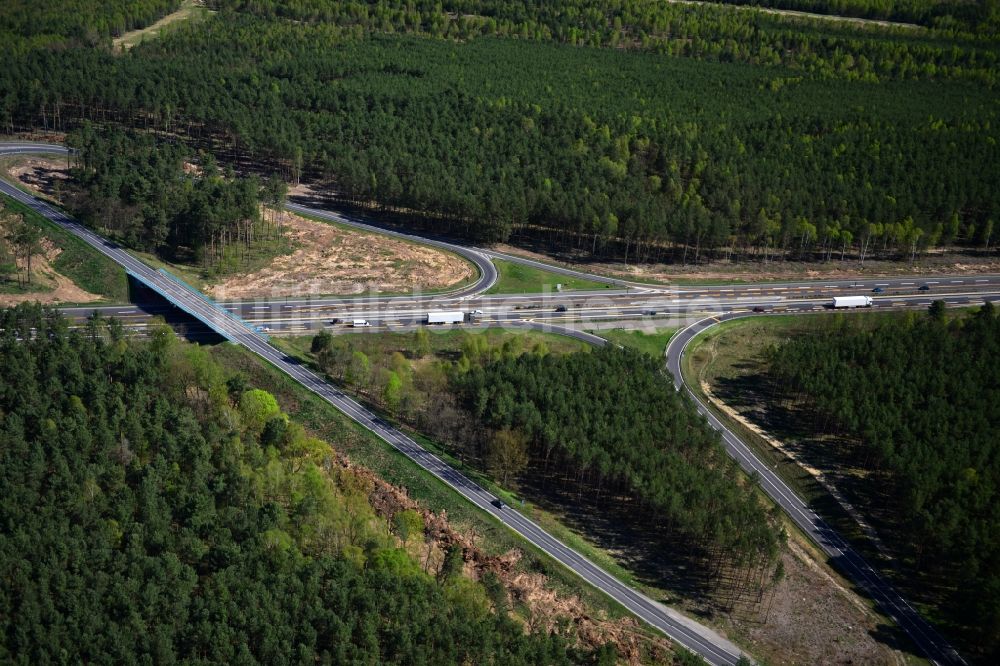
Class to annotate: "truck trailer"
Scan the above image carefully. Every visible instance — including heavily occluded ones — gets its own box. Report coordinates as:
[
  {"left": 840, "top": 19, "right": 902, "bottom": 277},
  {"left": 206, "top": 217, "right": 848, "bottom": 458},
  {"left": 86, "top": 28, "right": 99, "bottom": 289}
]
[
  {"left": 832, "top": 296, "right": 873, "bottom": 309},
  {"left": 426, "top": 311, "right": 466, "bottom": 325}
]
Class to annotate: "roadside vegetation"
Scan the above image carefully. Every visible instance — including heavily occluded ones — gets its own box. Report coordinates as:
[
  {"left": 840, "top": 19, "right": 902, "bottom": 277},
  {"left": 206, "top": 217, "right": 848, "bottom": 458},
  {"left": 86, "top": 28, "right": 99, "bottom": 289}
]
[
  {"left": 297, "top": 327, "right": 785, "bottom": 614},
  {"left": 684, "top": 306, "right": 1000, "bottom": 662},
  {"left": 0, "top": 195, "right": 127, "bottom": 302},
  {"left": 282, "top": 325, "right": 902, "bottom": 664},
  {"left": 487, "top": 259, "right": 612, "bottom": 294},
  {"left": 226, "top": 323, "right": 899, "bottom": 663},
  {"left": 0, "top": 303, "right": 625, "bottom": 665},
  {"left": 209, "top": 331, "right": 687, "bottom": 663},
  {"left": 597, "top": 327, "right": 677, "bottom": 358}
]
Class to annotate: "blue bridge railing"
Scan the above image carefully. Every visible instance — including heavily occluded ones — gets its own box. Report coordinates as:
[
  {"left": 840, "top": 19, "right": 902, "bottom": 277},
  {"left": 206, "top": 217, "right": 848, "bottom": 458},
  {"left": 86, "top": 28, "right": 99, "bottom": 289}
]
[{"left": 156, "top": 268, "right": 270, "bottom": 341}]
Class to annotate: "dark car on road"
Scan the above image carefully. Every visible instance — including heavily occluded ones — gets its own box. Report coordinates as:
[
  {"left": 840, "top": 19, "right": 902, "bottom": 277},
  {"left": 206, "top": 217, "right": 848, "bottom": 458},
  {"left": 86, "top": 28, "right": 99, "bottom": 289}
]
[
  {"left": 555, "top": 304, "right": 568, "bottom": 312},
  {"left": 872, "top": 287, "right": 885, "bottom": 293},
  {"left": 491, "top": 498, "right": 505, "bottom": 509},
  {"left": 752, "top": 306, "right": 765, "bottom": 313},
  {"left": 919, "top": 284, "right": 931, "bottom": 291}
]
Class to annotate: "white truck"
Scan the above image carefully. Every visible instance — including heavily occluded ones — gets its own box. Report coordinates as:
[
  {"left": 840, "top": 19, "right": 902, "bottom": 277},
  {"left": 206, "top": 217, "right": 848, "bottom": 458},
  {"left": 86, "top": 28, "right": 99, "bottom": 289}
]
[
  {"left": 426, "top": 311, "right": 466, "bottom": 325},
  {"left": 832, "top": 296, "right": 873, "bottom": 309},
  {"left": 351, "top": 319, "right": 372, "bottom": 327}
]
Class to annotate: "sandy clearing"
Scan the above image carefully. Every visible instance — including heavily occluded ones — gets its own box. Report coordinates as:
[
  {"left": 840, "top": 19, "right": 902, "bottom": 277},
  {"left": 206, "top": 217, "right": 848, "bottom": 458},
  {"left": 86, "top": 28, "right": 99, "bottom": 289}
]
[
  {"left": 5, "top": 156, "right": 70, "bottom": 203},
  {"left": 209, "top": 209, "right": 474, "bottom": 300},
  {"left": 720, "top": 539, "right": 903, "bottom": 666},
  {"left": 2, "top": 159, "right": 102, "bottom": 305}
]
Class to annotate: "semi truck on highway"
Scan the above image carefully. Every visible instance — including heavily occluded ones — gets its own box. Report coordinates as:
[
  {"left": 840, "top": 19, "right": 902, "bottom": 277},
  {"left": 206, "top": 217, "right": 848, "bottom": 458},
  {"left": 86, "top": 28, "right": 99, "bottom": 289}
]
[
  {"left": 832, "top": 296, "right": 873, "bottom": 308},
  {"left": 426, "top": 311, "right": 466, "bottom": 325}
]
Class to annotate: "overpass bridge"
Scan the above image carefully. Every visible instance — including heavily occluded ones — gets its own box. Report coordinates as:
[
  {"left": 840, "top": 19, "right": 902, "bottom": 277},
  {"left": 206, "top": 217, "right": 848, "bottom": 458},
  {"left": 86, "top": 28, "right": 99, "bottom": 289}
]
[{"left": 1, "top": 154, "right": 749, "bottom": 665}]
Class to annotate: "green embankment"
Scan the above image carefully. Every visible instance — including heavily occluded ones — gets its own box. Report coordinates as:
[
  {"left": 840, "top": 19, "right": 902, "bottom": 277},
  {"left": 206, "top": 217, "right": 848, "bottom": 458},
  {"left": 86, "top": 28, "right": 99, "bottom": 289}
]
[
  {"left": 486, "top": 259, "right": 612, "bottom": 295},
  {"left": 1, "top": 195, "right": 128, "bottom": 302},
  {"left": 597, "top": 327, "right": 677, "bottom": 358}
]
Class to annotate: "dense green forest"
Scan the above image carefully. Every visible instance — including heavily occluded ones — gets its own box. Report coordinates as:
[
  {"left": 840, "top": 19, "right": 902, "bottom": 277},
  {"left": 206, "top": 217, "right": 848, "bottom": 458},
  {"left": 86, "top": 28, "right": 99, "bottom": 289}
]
[
  {"left": 0, "top": 0, "right": 179, "bottom": 44},
  {"left": 1, "top": 2, "right": 998, "bottom": 264},
  {"left": 67, "top": 126, "right": 289, "bottom": 271},
  {"left": 0, "top": 304, "right": 608, "bottom": 664},
  {"left": 455, "top": 346, "right": 784, "bottom": 577},
  {"left": 0, "top": 1, "right": 1000, "bottom": 261},
  {"left": 710, "top": 0, "right": 999, "bottom": 30},
  {"left": 767, "top": 304, "right": 1000, "bottom": 657},
  {"left": 310, "top": 330, "right": 784, "bottom": 605}
]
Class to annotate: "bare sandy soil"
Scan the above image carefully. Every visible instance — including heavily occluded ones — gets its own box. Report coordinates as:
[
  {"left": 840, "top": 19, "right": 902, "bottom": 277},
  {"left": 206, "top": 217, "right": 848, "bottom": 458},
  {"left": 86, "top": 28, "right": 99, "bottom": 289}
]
[
  {"left": 350, "top": 455, "right": 674, "bottom": 664},
  {"left": 0, "top": 228, "right": 101, "bottom": 306},
  {"left": 1, "top": 158, "right": 102, "bottom": 305},
  {"left": 722, "top": 537, "right": 903, "bottom": 666},
  {"left": 5, "top": 156, "right": 69, "bottom": 202},
  {"left": 208, "top": 209, "right": 474, "bottom": 300}
]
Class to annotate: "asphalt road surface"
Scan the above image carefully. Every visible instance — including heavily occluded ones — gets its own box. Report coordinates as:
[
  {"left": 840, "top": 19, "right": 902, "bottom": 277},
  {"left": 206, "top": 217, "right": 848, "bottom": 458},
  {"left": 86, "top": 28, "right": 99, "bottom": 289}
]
[
  {"left": 3, "top": 141, "right": 991, "bottom": 665},
  {"left": 0, "top": 146, "right": 750, "bottom": 666},
  {"left": 665, "top": 313, "right": 968, "bottom": 666}
]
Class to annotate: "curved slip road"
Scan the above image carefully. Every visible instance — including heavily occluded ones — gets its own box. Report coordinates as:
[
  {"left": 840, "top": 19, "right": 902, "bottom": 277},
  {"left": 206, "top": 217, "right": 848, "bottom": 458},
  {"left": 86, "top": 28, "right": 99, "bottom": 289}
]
[
  {"left": 665, "top": 312, "right": 969, "bottom": 666},
  {"left": 285, "top": 202, "right": 498, "bottom": 297},
  {"left": 3, "top": 140, "right": 985, "bottom": 664},
  {"left": 0, "top": 147, "right": 749, "bottom": 666}
]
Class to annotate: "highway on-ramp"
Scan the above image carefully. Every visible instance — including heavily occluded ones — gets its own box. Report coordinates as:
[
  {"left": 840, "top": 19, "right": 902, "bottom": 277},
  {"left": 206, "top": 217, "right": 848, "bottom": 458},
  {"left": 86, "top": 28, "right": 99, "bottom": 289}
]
[
  {"left": 3, "top": 140, "right": 989, "bottom": 665},
  {"left": 0, "top": 145, "right": 749, "bottom": 666},
  {"left": 665, "top": 313, "right": 968, "bottom": 666}
]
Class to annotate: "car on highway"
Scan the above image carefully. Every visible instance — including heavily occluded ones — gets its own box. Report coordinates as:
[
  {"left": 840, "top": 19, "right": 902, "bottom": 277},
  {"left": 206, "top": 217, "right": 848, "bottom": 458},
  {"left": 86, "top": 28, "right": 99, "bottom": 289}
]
[
  {"left": 645, "top": 309, "right": 657, "bottom": 316},
  {"left": 555, "top": 304, "right": 568, "bottom": 312},
  {"left": 752, "top": 306, "right": 766, "bottom": 313},
  {"left": 872, "top": 287, "right": 885, "bottom": 293},
  {"left": 351, "top": 319, "right": 372, "bottom": 327},
  {"left": 254, "top": 325, "right": 271, "bottom": 333},
  {"left": 918, "top": 284, "right": 931, "bottom": 291},
  {"left": 491, "top": 498, "right": 505, "bottom": 509},
  {"left": 470, "top": 309, "right": 484, "bottom": 316}
]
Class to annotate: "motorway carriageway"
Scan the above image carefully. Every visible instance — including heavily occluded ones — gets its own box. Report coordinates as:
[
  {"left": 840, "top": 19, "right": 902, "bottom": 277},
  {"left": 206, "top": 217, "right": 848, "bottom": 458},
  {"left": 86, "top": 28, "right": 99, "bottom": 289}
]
[
  {"left": 61, "top": 289, "right": 1000, "bottom": 335},
  {"left": 3, "top": 141, "right": 990, "bottom": 664},
  {"left": 1, "top": 147, "right": 750, "bottom": 666}
]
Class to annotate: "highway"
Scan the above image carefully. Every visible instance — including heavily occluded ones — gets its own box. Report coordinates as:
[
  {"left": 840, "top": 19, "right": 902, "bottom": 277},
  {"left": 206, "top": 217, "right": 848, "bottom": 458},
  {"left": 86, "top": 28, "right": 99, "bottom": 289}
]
[
  {"left": 0, "top": 144, "right": 750, "bottom": 666},
  {"left": 3, "top": 141, "right": 994, "bottom": 665},
  {"left": 665, "top": 312, "right": 969, "bottom": 666}
]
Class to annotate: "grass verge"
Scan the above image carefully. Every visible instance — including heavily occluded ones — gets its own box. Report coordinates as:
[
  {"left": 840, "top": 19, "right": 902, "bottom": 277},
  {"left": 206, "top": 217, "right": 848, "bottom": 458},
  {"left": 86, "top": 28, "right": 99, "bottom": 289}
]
[
  {"left": 596, "top": 327, "right": 678, "bottom": 358},
  {"left": 486, "top": 258, "right": 613, "bottom": 294}
]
